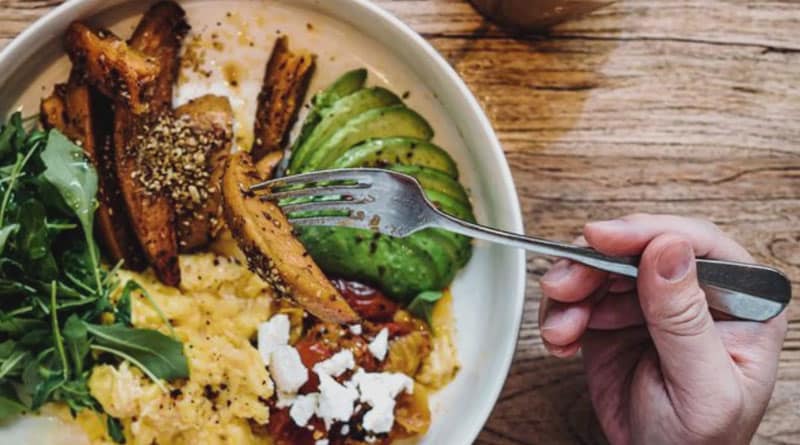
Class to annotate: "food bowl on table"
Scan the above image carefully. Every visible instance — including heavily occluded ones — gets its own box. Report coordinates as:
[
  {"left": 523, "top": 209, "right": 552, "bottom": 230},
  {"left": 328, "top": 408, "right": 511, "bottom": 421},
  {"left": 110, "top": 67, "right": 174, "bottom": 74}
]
[{"left": 0, "top": 1, "right": 526, "bottom": 444}]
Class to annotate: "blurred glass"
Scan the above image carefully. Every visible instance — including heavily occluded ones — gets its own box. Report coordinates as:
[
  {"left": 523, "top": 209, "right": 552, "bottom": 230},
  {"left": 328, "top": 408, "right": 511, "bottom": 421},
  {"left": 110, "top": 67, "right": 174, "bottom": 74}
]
[{"left": 470, "top": 0, "right": 613, "bottom": 32}]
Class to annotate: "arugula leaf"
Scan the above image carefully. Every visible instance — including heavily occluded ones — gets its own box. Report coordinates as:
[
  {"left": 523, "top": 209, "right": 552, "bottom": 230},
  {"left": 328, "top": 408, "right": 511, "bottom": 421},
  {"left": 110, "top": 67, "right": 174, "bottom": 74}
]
[
  {"left": 40, "top": 130, "right": 98, "bottom": 233},
  {"left": 0, "top": 384, "right": 26, "bottom": 419},
  {"left": 0, "top": 223, "right": 18, "bottom": 255},
  {"left": 107, "top": 416, "right": 126, "bottom": 444},
  {"left": 40, "top": 130, "right": 101, "bottom": 293},
  {"left": 115, "top": 287, "right": 132, "bottom": 327},
  {"left": 85, "top": 323, "right": 189, "bottom": 385},
  {"left": 118, "top": 280, "right": 175, "bottom": 338},
  {"left": 407, "top": 290, "right": 444, "bottom": 326},
  {"left": 17, "top": 200, "right": 58, "bottom": 280},
  {"left": 63, "top": 315, "right": 89, "bottom": 376}
]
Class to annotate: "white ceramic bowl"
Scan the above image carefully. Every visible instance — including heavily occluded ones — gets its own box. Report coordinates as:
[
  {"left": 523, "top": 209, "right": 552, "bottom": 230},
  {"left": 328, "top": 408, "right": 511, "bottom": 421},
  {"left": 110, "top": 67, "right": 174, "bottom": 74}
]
[{"left": 0, "top": 1, "right": 526, "bottom": 443}]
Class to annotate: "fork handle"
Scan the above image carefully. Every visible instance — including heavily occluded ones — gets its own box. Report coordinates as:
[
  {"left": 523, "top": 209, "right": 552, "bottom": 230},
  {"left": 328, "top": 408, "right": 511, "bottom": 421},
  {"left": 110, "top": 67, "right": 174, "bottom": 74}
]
[{"left": 431, "top": 212, "right": 790, "bottom": 322}]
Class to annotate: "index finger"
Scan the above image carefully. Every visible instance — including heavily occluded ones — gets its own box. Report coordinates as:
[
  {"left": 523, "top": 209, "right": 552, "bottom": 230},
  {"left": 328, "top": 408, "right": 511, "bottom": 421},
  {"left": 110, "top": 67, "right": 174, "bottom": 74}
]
[{"left": 583, "top": 213, "right": 753, "bottom": 262}]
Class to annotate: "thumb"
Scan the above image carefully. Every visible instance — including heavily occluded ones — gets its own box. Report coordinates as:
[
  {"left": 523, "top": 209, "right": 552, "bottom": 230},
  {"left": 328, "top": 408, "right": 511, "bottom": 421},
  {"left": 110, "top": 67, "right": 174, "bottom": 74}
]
[{"left": 637, "top": 234, "right": 739, "bottom": 405}]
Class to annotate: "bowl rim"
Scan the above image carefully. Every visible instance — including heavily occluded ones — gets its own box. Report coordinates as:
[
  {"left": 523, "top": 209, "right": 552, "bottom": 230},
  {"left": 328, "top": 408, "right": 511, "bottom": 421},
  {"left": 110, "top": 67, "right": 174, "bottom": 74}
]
[{"left": 0, "top": 0, "right": 527, "bottom": 443}]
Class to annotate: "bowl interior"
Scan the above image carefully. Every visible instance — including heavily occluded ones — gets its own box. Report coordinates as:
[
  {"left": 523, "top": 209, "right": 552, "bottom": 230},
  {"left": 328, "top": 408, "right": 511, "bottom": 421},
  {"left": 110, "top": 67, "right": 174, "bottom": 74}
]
[{"left": 0, "top": 1, "right": 526, "bottom": 443}]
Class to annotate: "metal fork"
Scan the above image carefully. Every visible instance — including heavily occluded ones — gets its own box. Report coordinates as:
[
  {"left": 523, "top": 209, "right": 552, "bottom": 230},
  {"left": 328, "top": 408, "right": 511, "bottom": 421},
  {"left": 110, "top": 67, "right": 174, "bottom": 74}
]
[{"left": 252, "top": 168, "right": 791, "bottom": 322}]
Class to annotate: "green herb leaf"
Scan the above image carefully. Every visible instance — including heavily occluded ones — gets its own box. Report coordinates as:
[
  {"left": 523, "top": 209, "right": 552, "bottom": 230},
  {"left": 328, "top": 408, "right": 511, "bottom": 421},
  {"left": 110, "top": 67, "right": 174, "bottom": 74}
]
[
  {"left": 0, "top": 223, "right": 18, "bottom": 255},
  {"left": 85, "top": 323, "right": 189, "bottom": 384},
  {"left": 407, "top": 290, "right": 444, "bottom": 326},
  {"left": 0, "top": 383, "right": 26, "bottom": 420},
  {"left": 40, "top": 130, "right": 98, "bottom": 234},
  {"left": 107, "top": 416, "right": 126, "bottom": 443},
  {"left": 17, "top": 200, "right": 58, "bottom": 280},
  {"left": 63, "top": 315, "right": 89, "bottom": 375},
  {"left": 40, "top": 130, "right": 101, "bottom": 294},
  {"left": 118, "top": 280, "right": 175, "bottom": 338}
]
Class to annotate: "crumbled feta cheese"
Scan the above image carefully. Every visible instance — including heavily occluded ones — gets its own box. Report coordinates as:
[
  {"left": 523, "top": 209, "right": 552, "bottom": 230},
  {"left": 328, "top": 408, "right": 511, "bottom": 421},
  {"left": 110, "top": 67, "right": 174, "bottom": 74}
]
[
  {"left": 362, "top": 398, "right": 396, "bottom": 434},
  {"left": 315, "top": 440, "right": 329, "bottom": 445},
  {"left": 313, "top": 349, "right": 355, "bottom": 377},
  {"left": 315, "top": 373, "right": 359, "bottom": 429},
  {"left": 351, "top": 369, "right": 414, "bottom": 434},
  {"left": 270, "top": 345, "right": 308, "bottom": 394},
  {"left": 276, "top": 391, "right": 297, "bottom": 408},
  {"left": 340, "top": 424, "right": 350, "bottom": 435},
  {"left": 257, "top": 314, "right": 291, "bottom": 366},
  {"left": 349, "top": 324, "right": 362, "bottom": 335},
  {"left": 290, "top": 393, "right": 319, "bottom": 427},
  {"left": 368, "top": 328, "right": 389, "bottom": 361}
]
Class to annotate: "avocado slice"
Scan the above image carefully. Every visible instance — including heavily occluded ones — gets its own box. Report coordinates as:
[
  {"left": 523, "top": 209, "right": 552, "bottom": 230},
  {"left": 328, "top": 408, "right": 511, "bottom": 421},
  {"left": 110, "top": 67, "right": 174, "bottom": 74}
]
[
  {"left": 297, "top": 226, "right": 442, "bottom": 301},
  {"left": 302, "top": 105, "right": 434, "bottom": 172},
  {"left": 403, "top": 230, "right": 460, "bottom": 285},
  {"left": 387, "top": 164, "right": 469, "bottom": 205},
  {"left": 289, "top": 87, "right": 401, "bottom": 173},
  {"left": 330, "top": 137, "right": 458, "bottom": 178},
  {"left": 425, "top": 189, "right": 475, "bottom": 222},
  {"left": 291, "top": 68, "right": 367, "bottom": 149}
]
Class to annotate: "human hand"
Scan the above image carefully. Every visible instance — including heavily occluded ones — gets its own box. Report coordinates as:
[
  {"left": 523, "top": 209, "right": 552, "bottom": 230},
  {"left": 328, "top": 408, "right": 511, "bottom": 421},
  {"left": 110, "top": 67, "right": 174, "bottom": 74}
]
[{"left": 538, "top": 214, "right": 788, "bottom": 445}]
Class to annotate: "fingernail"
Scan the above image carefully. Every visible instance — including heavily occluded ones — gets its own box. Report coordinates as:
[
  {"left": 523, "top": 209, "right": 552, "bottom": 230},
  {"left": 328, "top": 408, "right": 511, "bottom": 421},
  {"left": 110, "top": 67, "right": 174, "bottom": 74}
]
[
  {"left": 586, "top": 219, "right": 628, "bottom": 232},
  {"left": 656, "top": 242, "right": 693, "bottom": 282},
  {"left": 542, "top": 304, "right": 571, "bottom": 331},
  {"left": 541, "top": 260, "right": 573, "bottom": 284}
]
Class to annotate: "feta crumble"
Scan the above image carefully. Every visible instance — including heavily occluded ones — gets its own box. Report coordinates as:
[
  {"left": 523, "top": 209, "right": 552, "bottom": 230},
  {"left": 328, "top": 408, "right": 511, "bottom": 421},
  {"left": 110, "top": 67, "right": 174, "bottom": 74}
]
[
  {"left": 315, "top": 373, "right": 359, "bottom": 429},
  {"left": 368, "top": 328, "right": 389, "bottom": 361},
  {"left": 257, "top": 314, "right": 291, "bottom": 366},
  {"left": 290, "top": 393, "right": 319, "bottom": 427},
  {"left": 349, "top": 324, "right": 363, "bottom": 335},
  {"left": 313, "top": 349, "right": 355, "bottom": 377},
  {"left": 270, "top": 345, "right": 308, "bottom": 394},
  {"left": 352, "top": 369, "right": 414, "bottom": 434}
]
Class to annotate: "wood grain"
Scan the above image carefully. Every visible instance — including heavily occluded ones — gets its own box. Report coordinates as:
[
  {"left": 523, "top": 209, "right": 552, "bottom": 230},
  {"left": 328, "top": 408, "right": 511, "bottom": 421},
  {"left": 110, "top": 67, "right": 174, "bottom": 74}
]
[{"left": 2, "top": 0, "right": 799, "bottom": 443}]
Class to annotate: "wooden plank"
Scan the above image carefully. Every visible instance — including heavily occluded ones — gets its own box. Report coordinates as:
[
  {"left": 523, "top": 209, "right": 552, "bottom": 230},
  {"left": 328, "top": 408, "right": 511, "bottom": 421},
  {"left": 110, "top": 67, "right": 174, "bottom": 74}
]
[{"left": 0, "top": 1, "right": 798, "bottom": 444}]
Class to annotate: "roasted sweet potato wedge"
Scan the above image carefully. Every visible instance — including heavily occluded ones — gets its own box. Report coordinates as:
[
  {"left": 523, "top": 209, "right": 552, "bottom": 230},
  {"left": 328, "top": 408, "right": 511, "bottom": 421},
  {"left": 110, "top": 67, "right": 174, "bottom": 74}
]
[
  {"left": 173, "top": 95, "right": 233, "bottom": 252},
  {"left": 128, "top": 1, "right": 189, "bottom": 110},
  {"left": 251, "top": 36, "right": 315, "bottom": 160},
  {"left": 111, "top": 1, "right": 188, "bottom": 285},
  {"left": 255, "top": 151, "right": 283, "bottom": 179},
  {"left": 41, "top": 75, "right": 147, "bottom": 270},
  {"left": 222, "top": 151, "right": 359, "bottom": 324},
  {"left": 64, "top": 22, "right": 158, "bottom": 114},
  {"left": 40, "top": 85, "right": 68, "bottom": 131}
]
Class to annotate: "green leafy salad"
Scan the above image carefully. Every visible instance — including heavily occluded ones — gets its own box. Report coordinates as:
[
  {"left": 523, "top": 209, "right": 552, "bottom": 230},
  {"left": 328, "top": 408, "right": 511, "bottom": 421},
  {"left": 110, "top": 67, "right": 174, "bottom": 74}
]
[{"left": 0, "top": 113, "right": 188, "bottom": 440}]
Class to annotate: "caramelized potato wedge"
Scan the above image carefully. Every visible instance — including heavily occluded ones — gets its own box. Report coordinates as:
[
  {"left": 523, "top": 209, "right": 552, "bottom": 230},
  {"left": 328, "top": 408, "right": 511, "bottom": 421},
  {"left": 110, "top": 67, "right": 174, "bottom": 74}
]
[
  {"left": 40, "top": 85, "right": 68, "bottom": 132},
  {"left": 128, "top": 1, "right": 189, "bottom": 110},
  {"left": 64, "top": 22, "right": 158, "bottom": 114},
  {"left": 222, "top": 152, "right": 359, "bottom": 324},
  {"left": 111, "top": 1, "right": 188, "bottom": 285},
  {"left": 252, "top": 36, "right": 315, "bottom": 160},
  {"left": 254, "top": 151, "right": 284, "bottom": 179},
  {"left": 41, "top": 75, "right": 147, "bottom": 270},
  {"left": 174, "top": 95, "right": 233, "bottom": 252}
]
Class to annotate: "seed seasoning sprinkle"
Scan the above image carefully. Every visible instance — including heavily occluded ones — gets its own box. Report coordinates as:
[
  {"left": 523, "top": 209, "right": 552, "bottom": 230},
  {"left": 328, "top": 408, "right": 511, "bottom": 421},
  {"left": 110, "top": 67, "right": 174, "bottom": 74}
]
[{"left": 131, "top": 112, "right": 227, "bottom": 219}]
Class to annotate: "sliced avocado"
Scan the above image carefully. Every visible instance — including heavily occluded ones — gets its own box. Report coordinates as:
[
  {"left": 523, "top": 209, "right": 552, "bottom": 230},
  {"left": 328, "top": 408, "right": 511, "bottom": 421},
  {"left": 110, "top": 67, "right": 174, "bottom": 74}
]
[
  {"left": 425, "top": 189, "right": 475, "bottom": 222},
  {"left": 289, "top": 87, "right": 401, "bottom": 173},
  {"left": 290, "top": 68, "right": 367, "bottom": 158},
  {"left": 330, "top": 137, "right": 458, "bottom": 178},
  {"left": 315, "top": 68, "right": 368, "bottom": 109},
  {"left": 387, "top": 164, "right": 469, "bottom": 205},
  {"left": 302, "top": 105, "right": 434, "bottom": 172},
  {"left": 404, "top": 230, "right": 460, "bottom": 285},
  {"left": 297, "top": 226, "right": 442, "bottom": 300}
]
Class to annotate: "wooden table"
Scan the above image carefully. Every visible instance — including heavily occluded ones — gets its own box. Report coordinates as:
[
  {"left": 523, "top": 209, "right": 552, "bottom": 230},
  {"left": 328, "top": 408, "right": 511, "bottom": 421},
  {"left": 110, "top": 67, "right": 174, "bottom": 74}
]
[{"left": 2, "top": 0, "right": 798, "bottom": 443}]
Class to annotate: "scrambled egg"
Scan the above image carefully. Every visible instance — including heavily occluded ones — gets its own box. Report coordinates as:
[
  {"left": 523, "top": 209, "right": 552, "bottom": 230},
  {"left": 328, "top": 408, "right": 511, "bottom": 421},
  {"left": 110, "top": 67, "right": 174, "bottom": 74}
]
[
  {"left": 57, "top": 253, "right": 277, "bottom": 445},
  {"left": 48, "top": 251, "right": 460, "bottom": 444}
]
